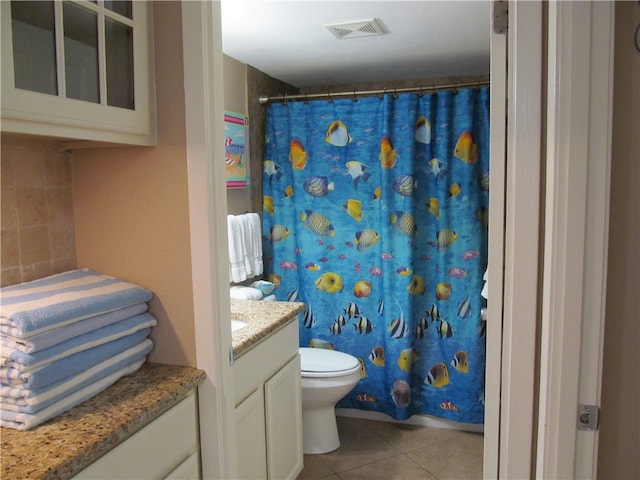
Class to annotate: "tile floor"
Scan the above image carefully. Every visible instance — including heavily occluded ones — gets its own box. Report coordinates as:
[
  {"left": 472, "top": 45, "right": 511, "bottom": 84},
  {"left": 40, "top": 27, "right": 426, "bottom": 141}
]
[{"left": 296, "top": 416, "right": 483, "bottom": 480}]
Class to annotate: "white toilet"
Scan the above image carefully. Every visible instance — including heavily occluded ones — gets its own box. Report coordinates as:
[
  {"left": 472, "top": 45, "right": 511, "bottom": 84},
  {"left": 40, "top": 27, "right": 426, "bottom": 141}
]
[{"left": 299, "top": 347, "right": 361, "bottom": 454}]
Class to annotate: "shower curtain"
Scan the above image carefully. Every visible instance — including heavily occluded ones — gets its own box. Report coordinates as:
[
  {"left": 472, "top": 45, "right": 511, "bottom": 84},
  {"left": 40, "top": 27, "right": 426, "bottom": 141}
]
[{"left": 262, "top": 87, "right": 489, "bottom": 424}]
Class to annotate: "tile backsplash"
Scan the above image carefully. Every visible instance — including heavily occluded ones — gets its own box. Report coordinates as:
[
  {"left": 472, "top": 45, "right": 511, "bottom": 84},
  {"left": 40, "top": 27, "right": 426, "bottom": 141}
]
[{"left": 1, "top": 136, "right": 77, "bottom": 287}]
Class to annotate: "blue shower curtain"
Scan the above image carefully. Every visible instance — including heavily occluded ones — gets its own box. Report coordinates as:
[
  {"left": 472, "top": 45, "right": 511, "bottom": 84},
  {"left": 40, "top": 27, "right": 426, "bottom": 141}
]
[{"left": 262, "top": 88, "right": 489, "bottom": 424}]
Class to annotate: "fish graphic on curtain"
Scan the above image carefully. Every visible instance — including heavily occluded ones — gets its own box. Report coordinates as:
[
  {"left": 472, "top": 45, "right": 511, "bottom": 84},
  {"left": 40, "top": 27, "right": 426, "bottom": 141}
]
[{"left": 262, "top": 88, "right": 489, "bottom": 424}]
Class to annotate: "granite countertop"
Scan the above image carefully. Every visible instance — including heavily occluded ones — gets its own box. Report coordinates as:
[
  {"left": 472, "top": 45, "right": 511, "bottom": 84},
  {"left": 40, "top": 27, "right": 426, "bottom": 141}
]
[
  {"left": 230, "top": 299, "right": 305, "bottom": 357},
  {"left": 1, "top": 362, "right": 206, "bottom": 480}
]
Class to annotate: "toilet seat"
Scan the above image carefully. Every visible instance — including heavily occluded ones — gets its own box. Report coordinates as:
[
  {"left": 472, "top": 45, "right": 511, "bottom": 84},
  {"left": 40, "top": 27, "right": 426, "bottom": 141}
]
[{"left": 300, "top": 347, "right": 360, "bottom": 378}]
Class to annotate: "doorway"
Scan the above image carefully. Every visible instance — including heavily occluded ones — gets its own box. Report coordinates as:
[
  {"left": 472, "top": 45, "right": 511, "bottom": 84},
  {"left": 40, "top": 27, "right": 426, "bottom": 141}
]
[
  {"left": 183, "top": 2, "right": 616, "bottom": 479},
  {"left": 219, "top": 2, "right": 500, "bottom": 479}
]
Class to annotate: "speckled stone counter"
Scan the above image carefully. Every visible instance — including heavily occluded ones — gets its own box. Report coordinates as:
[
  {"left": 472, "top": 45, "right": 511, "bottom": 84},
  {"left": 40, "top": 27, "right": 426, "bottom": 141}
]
[
  {"left": 0, "top": 362, "right": 205, "bottom": 480},
  {"left": 231, "top": 299, "right": 305, "bottom": 357}
]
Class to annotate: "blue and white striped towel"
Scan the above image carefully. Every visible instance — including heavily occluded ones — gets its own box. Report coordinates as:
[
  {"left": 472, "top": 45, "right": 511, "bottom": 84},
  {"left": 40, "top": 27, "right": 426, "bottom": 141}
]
[
  {"left": 0, "top": 269, "right": 153, "bottom": 338},
  {"left": 0, "top": 358, "right": 147, "bottom": 430},
  {"left": 0, "top": 328, "right": 151, "bottom": 389},
  {"left": 1, "top": 313, "right": 156, "bottom": 372},
  {"left": 1, "top": 339, "right": 153, "bottom": 414},
  {"left": 0, "top": 303, "right": 148, "bottom": 354}
]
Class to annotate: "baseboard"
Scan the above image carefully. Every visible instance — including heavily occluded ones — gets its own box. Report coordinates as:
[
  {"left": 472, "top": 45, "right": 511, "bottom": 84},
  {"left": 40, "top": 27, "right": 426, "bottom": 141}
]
[{"left": 335, "top": 408, "right": 484, "bottom": 434}]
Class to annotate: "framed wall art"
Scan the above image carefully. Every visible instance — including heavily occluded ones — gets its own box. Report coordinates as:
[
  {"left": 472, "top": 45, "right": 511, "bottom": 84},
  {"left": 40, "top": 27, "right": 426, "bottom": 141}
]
[{"left": 224, "top": 111, "right": 249, "bottom": 188}]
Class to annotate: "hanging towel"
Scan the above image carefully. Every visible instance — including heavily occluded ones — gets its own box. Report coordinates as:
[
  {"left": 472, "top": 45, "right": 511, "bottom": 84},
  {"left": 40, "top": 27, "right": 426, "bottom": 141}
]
[
  {"left": 243, "top": 213, "right": 263, "bottom": 277},
  {"left": 228, "top": 215, "right": 248, "bottom": 282},
  {"left": 228, "top": 213, "right": 263, "bottom": 282}
]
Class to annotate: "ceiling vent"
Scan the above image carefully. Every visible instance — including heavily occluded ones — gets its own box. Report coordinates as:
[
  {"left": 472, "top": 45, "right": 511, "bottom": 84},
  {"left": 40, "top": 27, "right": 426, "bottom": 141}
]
[{"left": 324, "top": 18, "right": 386, "bottom": 40}]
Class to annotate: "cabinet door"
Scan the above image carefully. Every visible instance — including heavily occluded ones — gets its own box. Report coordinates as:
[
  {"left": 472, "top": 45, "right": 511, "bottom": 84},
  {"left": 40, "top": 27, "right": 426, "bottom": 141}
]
[
  {"left": 165, "top": 451, "right": 200, "bottom": 480},
  {"left": 1, "top": 1, "right": 155, "bottom": 145},
  {"left": 264, "top": 355, "right": 303, "bottom": 480},
  {"left": 234, "top": 388, "right": 267, "bottom": 480},
  {"left": 73, "top": 392, "right": 199, "bottom": 479}
]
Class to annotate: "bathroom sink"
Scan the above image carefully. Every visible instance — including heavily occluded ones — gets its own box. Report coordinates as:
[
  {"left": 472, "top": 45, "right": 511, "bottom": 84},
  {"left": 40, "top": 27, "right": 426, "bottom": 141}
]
[{"left": 231, "top": 319, "right": 248, "bottom": 332}]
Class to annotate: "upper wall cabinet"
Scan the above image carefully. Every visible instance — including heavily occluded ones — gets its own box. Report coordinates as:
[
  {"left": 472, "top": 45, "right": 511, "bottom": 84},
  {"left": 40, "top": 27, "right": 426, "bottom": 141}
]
[{"left": 1, "top": 1, "right": 156, "bottom": 146}]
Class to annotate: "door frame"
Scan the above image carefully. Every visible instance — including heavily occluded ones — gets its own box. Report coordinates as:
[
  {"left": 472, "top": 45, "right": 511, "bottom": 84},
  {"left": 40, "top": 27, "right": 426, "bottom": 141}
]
[
  {"left": 182, "top": 2, "right": 238, "bottom": 479},
  {"left": 493, "top": 2, "right": 544, "bottom": 478},
  {"left": 536, "top": 2, "right": 614, "bottom": 478},
  {"left": 490, "top": 2, "right": 614, "bottom": 477},
  {"left": 180, "top": 2, "right": 614, "bottom": 478},
  {"left": 483, "top": 2, "right": 507, "bottom": 476}
]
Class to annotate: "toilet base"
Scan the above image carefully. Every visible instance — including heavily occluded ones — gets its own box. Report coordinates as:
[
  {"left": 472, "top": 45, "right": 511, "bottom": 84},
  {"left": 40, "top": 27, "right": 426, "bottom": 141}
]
[{"left": 302, "top": 406, "right": 340, "bottom": 454}]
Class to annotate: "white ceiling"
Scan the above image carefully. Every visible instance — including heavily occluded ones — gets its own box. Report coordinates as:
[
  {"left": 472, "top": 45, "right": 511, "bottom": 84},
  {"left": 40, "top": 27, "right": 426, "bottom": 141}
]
[{"left": 220, "top": 1, "right": 491, "bottom": 88}]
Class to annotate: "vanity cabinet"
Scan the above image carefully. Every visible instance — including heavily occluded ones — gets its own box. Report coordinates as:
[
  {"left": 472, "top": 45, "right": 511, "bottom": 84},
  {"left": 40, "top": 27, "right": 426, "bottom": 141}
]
[
  {"left": 72, "top": 391, "right": 200, "bottom": 479},
  {"left": 1, "top": 0, "right": 155, "bottom": 146},
  {"left": 235, "top": 385, "right": 268, "bottom": 479},
  {"left": 233, "top": 320, "right": 303, "bottom": 480}
]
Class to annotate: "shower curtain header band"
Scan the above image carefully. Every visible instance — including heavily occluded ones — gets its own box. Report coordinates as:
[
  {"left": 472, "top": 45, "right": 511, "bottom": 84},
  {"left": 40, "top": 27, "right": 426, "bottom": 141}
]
[{"left": 258, "top": 80, "right": 490, "bottom": 105}]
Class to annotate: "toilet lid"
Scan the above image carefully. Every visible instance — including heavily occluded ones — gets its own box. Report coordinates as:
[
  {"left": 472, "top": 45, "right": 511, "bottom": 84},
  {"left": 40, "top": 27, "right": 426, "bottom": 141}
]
[{"left": 300, "top": 347, "right": 360, "bottom": 374}]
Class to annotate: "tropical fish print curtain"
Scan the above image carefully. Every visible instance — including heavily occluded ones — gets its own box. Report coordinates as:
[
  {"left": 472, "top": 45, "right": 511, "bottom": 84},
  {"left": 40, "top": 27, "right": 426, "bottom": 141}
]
[{"left": 262, "top": 87, "right": 489, "bottom": 424}]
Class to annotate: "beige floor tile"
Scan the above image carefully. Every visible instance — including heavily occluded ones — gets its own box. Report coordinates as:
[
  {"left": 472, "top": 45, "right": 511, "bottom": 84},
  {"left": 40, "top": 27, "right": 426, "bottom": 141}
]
[
  {"left": 367, "top": 420, "right": 460, "bottom": 453},
  {"left": 297, "top": 454, "right": 335, "bottom": 480},
  {"left": 301, "top": 416, "right": 484, "bottom": 480},
  {"left": 445, "top": 429, "right": 484, "bottom": 450},
  {"left": 335, "top": 416, "right": 377, "bottom": 434},
  {"left": 407, "top": 431, "right": 484, "bottom": 480},
  {"left": 318, "top": 423, "right": 401, "bottom": 473},
  {"left": 337, "top": 454, "right": 438, "bottom": 480}
]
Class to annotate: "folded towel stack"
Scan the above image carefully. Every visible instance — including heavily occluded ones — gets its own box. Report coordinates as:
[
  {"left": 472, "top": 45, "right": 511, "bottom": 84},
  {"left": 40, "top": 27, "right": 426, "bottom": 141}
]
[
  {"left": 229, "top": 280, "right": 276, "bottom": 301},
  {"left": 0, "top": 269, "right": 155, "bottom": 430}
]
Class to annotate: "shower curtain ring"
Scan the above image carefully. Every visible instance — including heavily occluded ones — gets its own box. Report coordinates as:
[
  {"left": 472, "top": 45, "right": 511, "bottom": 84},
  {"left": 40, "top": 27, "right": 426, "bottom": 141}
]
[
  {"left": 353, "top": 90, "right": 358, "bottom": 102},
  {"left": 380, "top": 87, "right": 386, "bottom": 100},
  {"left": 283, "top": 92, "right": 288, "bottom": 105}
]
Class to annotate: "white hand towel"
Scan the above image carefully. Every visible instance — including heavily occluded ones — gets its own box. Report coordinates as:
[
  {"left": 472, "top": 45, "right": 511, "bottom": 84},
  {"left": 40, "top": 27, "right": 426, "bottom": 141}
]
[
  {"left": 237, "top": 213, "right": 263, "bottom": 278},
  {"left": 238, "top": 215, "right": 253, "bottom": 276},
  {"left": 228, "top": 215, "right": 248, "bottom": 282},
  {"left": 246, "top": 213, "right": 263, "bottom": 277}
]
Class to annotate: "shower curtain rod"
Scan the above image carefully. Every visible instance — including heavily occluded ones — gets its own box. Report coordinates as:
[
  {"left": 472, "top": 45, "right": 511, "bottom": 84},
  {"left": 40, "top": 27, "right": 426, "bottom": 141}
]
[{"left": 258, "top": 80, "right": 490, "bottom": 104}]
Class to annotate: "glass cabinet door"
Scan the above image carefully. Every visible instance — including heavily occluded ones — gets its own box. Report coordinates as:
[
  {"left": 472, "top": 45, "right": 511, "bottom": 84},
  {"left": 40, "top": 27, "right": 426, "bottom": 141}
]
[
  {"left": 63, "top": 1, "right": 100, "bottom": 104},
  {"left": 11, "top": 1, "right": 58, "bottom": 96},
  {"left": 9, "top": 0, "right": 135, "bottom": 110},
  {"left": 104, "top": 1, "right": 132, "bottom": 19},
  {"left": 1, "top": 0, "right": 154, "bottom": 145},
  {"left": 105, "top": 16, "right": 134, "bottom": 109}
]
